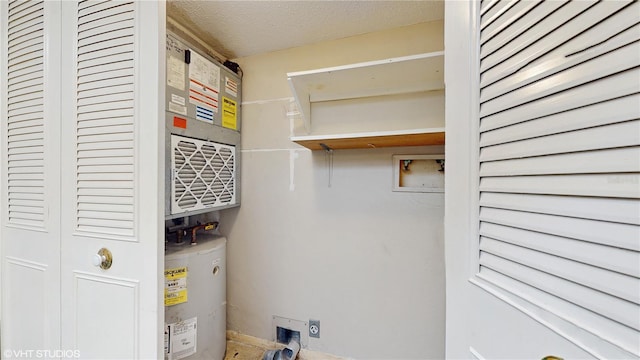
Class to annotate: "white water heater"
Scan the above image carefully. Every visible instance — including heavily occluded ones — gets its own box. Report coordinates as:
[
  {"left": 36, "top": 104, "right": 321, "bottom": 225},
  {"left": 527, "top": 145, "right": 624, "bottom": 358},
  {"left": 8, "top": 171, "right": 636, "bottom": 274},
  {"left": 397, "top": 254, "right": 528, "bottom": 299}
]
[{"left": 165, "top": 235, "right": 227, "bottom": 360}]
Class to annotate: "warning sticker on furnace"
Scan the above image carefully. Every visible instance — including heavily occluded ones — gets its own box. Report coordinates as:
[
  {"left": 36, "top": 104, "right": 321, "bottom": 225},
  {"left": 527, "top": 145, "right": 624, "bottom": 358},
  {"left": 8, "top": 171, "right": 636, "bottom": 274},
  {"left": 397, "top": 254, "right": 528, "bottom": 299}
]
[{"left": 164, "top": 266, "right": 188, "bottom": 306}]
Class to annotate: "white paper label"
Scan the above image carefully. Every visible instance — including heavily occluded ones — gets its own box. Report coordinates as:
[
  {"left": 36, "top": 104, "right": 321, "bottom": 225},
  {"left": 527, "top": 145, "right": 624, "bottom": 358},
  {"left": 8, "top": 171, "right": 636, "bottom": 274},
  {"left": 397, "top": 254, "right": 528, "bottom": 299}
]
[
  {"left": 225, "top": 76, "right": 238, "bottom": 97},
  {"left": 171, "top": 94, "right": 186, "bottom": 106},
  {"left": 169, "top": 102, "right": 187, "bottom": 116},
  {"left": 188, "top": 49, "right": 220, "bottom": 113},
  {"left": 167, "top": 55, "right": 185, "bottom": 91},
  {"left": 167, "top": 317, "right": 197, "bottom": 360}
]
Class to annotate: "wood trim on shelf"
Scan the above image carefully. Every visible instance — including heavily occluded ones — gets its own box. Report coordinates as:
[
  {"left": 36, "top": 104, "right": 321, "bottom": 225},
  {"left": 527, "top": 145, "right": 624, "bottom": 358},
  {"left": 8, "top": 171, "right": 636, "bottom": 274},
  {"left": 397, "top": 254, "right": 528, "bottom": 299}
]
[{"left": 291, "top": 128, "right": 445, "bottom": 150}]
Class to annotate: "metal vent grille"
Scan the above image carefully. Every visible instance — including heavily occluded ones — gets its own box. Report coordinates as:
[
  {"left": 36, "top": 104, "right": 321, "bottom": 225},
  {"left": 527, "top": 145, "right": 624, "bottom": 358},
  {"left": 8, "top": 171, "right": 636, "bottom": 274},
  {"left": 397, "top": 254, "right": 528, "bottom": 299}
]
[
  {"left": 6, "top": 0, "right": 46, "bottom": 228},
  {"left": 75, "top": 0, "right": 136, "bottom": 237},
  {"left": 171, "top": 134, "right": 236, "bottom": 214}
]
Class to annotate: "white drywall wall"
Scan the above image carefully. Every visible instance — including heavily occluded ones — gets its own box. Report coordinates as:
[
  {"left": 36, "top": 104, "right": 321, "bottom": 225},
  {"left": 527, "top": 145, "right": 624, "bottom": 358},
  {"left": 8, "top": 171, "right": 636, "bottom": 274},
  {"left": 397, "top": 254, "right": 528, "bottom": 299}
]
[{"left": 219, "top": 21, "right": 445, "bottom": 359}]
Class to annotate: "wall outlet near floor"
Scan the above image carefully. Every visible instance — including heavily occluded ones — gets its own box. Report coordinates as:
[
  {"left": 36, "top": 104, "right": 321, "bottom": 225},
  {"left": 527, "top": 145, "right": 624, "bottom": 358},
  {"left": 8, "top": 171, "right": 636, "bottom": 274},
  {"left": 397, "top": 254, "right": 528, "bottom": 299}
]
[{"left": 309, "top": 319, "right": 320, "bottom": 338}]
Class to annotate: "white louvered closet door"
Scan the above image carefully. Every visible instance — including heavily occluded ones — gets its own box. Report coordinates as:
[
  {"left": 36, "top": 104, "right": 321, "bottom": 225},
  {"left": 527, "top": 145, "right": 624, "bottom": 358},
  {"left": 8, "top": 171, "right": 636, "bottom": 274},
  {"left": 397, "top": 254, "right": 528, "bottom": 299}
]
[
  {"left": 475, "top": 0, "right": 640, "bottom": 358},
  {"left": 59, "top": 1, "right": 164, "bottom": 358},
  {"left": 0, "top": 0, "right": 62, "bottom": 352}
]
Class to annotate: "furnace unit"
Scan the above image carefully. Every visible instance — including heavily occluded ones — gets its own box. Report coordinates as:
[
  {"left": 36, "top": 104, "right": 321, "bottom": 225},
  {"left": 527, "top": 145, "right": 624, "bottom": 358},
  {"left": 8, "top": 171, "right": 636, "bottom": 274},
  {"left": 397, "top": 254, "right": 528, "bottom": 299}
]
[
  {"left": 165, "top": 30, "right": 241, "bottom": 220},
  {"left": 163, "top": 29, "right": 240, "bottom": 360}
]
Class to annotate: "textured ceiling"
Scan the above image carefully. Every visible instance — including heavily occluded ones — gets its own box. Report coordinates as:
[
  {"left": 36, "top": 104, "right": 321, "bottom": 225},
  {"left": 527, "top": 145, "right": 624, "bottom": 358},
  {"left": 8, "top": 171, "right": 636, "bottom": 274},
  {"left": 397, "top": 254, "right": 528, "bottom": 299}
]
[{"left": 167, "top": 0, "right": 444, "bottom": 60}]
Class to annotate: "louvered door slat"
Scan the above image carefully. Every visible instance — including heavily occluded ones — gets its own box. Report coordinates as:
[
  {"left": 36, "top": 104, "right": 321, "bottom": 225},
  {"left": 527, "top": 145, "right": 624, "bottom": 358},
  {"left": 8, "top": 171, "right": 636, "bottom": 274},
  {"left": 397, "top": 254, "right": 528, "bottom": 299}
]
[
  {"left": 76, "top": 75, "right": 132, "bottom": 93},
  {"left": 77, "top": 35, "right": 132, "bottom": 56},
  {"left": 77, "top": 18, "right": 133, "bottom": 43},
  {"left": 479, "top": 70, "right": 639, "bottom": 132},
  {"left": 480, "top": 147, "right": 640, "bottom": 177},
  {"left": 480, "top": 173, "right": 639, "bottom": 198},
  {"left": 480, "top": 222, "right": 639, "bottom": 278},
  {"left": 480, "top": 0, "right": 499, "bottom": 16},
  {"left": 77, "top": 203, "right": 132, "bottom": 213},
  {"left": 77, "top": 116, "right": 132, "bottom": 129},
  {"left": 479, "top": 94, "right": 638, "bottom": 147},
  {"left": 77, "top": 9, "right": 131, "bottom": 34},
  {"left": 7, "top": 75, "right": 42, "bottom": 93},
  {"left": 76, "top": 123, "right": 133, "bottom": 136},
  {"left": 481, "top": 42, "right": 639, "bottom": 112},
  {"left": 7, "top": 88, "right": 43, "bottom": 106},
  {"left": 77, "top": 195, "right": 131, "bottom": 205},
  {"left": 74, "top": 0, "right": 136, "bottom": 238},
  {"left": 78, "top": 52, "right": 133, "bottom": 72},
  {"left": 480, "top": 120, "right": 640, "bottom": 161},
  {"left": 480, "top": 0, "right": 518, "bottom": 31},
  {"left": 5, "top": 0, "right": 46, "bottom": 228},
  {"left": 75, "top": 0, "right": 112, "bottom": 15},
  {"left": 76, "top": 90, "right": 133, "bottom": 105},
  {"left": 77, "top": 42, "right": 133, "bottom": 64},
  {"left": 8, "top": 151, "right": 44, "bottom": 161},
  {"left": 78, "top": 181, "right": 133, "bottom": 190},
  {"left": 482, "top": 61, "right": 638, "bottom": 119},
  {"left": 479, "top": 251, "right": 639, "bottom": 331},
  {"left": 7, "top": 70, "right": 42, "bottom": 87},
  {"left": 479, "top": 192, "right": 639, "bottom": 225},
  {"left": 7, "top": 11, "right": 42, "bottom": 35},
  {"left": 8, "top": 54, "right": 43, "bottom": 75},
  {"left": 78, "top": 84, "right": 133, "bottom": 101},
  {"left": 8, "top": 0, "right": 39, "bottom": 14},
  {"left": 77, "top": 163, "right": 134, "bottom": 173},
  {"left": 77, "top": 108, "right": 133, "bottom": 123},
  {"left": 7, "top": 3, "right": 41, "bottom": 28},
  {"left": 480, "top": 237, "right": 639, "bottom": 305},
  {"left": 78, "top": 2, "right": 132, "bottom": 27},
  {"left": 477, "top": 4, "right": 640, "bottom": 347},
  {"left": 8, "top": 114, "right": 42, "bottom": 129},
  {"left": 7, "top": 28, "right": 42, "bottom": 52},
  {"left": 7, "top": 60, "right": 42, "bottom": 80},
  {"left": 481, "top": 1, "right": 628, "bottom": 83},
  {"left": 480, "top": 0, "right": 595, "bottom": 69},
  {"left": 77, "top": 147, "right": 132, "bottom": 159},
  {"left": 480, "top": 207, "right": 640, "bottom": 251},
  {"left": 8, "top": 23, "right": 43, "bottom": 47},
  {"left": 77, "top": 156, "right": 133, "bottom": 166},
  {"left": 480, "top": 0, "right": 551, "bottom": 48},
  {"left": 7, "top": 83, "right": 43, "bottom": 100},
  {"left": 7, "top": 40, "right": 40, "bottom": 61}
]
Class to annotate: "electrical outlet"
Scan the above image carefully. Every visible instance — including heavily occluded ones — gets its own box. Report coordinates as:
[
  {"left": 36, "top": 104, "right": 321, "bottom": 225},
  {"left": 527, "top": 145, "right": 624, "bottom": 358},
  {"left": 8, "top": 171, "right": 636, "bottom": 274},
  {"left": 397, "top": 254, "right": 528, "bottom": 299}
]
[{"left": 309, "top": 319, "right": 320, "bottom": 338}]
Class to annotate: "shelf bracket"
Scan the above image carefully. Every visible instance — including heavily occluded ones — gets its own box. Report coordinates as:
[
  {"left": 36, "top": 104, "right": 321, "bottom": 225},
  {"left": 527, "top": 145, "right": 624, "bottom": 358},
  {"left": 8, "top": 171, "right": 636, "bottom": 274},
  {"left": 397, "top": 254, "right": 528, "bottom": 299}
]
[{"left": 320, "top": 143, "right": 334, "bottom": 187}]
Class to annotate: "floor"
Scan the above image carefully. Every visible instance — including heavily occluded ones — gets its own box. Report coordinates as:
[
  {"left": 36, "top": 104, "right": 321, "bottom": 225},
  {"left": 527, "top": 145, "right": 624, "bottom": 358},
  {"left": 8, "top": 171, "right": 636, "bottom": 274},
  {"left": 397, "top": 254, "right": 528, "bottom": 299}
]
[{"left": 224, "top": 339, "right": 279, "bottom": 360}]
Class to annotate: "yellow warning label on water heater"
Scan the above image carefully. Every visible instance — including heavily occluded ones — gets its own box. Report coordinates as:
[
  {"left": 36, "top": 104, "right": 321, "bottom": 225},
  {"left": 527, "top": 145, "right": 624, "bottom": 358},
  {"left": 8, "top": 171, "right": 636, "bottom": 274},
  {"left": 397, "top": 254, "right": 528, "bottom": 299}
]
[{"left": 164, "top": 266, "right": 188, "bottom": 306}]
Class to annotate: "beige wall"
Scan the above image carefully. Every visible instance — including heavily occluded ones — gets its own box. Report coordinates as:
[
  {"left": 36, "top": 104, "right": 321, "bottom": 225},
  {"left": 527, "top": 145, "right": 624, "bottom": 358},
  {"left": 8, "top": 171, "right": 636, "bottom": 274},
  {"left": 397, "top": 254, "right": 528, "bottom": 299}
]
[{"left": 220, "top": 21, "right": 445, "bottom": 359}]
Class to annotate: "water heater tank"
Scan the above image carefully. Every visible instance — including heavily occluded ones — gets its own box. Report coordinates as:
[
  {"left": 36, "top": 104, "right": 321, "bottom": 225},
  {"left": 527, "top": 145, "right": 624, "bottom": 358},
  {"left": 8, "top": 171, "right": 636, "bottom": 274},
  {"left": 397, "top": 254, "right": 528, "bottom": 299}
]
[{"left": 165, "top": 235, "right": 226, "bottom": 360}]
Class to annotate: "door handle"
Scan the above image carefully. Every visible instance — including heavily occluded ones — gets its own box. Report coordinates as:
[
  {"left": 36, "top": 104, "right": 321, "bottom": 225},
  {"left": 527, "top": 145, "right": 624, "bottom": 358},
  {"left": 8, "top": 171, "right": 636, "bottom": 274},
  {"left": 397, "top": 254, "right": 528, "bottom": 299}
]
[{"left": 92, "top": 248, "right": 113, "bottom": 270}]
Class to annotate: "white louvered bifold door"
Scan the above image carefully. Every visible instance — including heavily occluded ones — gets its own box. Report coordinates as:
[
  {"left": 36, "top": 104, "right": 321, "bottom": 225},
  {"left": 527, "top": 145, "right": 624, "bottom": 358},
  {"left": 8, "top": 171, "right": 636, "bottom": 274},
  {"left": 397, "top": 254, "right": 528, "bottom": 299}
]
[
  {"left": 74, "top": 0, "right": 136, "bottom": 237},
  {"left": 59, "top": 1, "right": 163, "bottom": 357},
  {"left": 1, "top": 0, "right": 62, "bottom": 352},
  {"left": 477, "top": 0, "right": 640, "bottom": 357}
]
